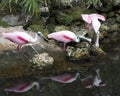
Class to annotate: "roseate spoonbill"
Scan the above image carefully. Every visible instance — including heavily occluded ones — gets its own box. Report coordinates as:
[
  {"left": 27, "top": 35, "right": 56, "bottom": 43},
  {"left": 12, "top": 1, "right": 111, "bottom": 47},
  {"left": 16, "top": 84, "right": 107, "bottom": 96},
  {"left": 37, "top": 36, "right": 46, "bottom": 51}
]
[
  {"left": 47, "top": 30, "right": 80, "bottom": 49},
  {"left": 81, "top": 13, "right": 105, "bottom": 47},
  {"left": 50, "top": 73, "right": 80, "bottom": 83},
  {"left": 4, "top": 82, "right": 40, "bottom": 93},
  {"left": 41, "top": 73, "right": 80, "bottom": 83},
  {"left": 81, "top": 75, "right": 94, "bottom": 88},
  {"left": 81, "top": 69, "right": 106, "bottom": 88},
  {"left": 2, "top": 31, "right": 43, "bottom": 53},
  {"left": 93, "top": 69, "right": 106, "bottom": 87}
]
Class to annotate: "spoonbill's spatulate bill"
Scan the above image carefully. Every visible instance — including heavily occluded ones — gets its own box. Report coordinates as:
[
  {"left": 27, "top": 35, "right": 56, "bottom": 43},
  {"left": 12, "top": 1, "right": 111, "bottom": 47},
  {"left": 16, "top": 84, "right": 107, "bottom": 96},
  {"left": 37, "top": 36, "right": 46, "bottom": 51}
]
[
  {"left": 4, "top": 82, "right": 40, "bottom": 93},
  {"left": 47, "top": 30, "right": 80, "bottom": 49}
]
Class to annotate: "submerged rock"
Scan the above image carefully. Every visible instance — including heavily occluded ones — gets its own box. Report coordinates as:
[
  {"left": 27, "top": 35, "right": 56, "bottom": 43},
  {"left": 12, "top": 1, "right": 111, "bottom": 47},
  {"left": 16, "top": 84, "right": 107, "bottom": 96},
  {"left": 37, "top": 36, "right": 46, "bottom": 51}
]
[
  {"left": 66, "top": 42, "right": 90, "bottom": 61},
  {"left": 31, "top": 53, "right": 54, "bottom": 70},
  {"left": 90, "top": 47, "right": 107, "bottom": 56}
]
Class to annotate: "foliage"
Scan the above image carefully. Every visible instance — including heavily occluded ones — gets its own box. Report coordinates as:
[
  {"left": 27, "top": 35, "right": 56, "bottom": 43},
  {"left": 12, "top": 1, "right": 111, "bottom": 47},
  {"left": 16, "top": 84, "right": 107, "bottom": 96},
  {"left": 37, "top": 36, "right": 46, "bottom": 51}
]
[
  {"left": 22, "top": 0, "right": 39, "bottom": 15},
  {"left": 1, "top": 0, "right": 40, "bottom": 16},
  {"left": 84, "top": 0, "right": 103, "bottom": 8}
]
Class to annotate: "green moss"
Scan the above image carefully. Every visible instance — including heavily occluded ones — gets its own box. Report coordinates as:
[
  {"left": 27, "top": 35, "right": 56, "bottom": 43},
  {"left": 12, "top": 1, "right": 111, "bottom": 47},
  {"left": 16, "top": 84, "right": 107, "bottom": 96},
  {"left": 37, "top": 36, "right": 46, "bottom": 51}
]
[
  {"left": 56, "top": 12, "right": 73, "bottom": 25},
  {"left": 29, "top": 24, "right": 44, "bottom": 32},
  {"left": 54, "top": 25, "right": 70, "bottom": 32},
  {"left": 0, "top": 18, "right": 9, "bottom": 27},
  {"left": 68, "top": 7, "right": 91, "bottom": 21},
  {"left": 55, "top": 7, "right": 91, "bottom": 25},
  {"left": 47, "top": 24, "right": 55, "bottom": 33},
  {"left": 28, "top": 17, "right": 49, "bottom": 35}
]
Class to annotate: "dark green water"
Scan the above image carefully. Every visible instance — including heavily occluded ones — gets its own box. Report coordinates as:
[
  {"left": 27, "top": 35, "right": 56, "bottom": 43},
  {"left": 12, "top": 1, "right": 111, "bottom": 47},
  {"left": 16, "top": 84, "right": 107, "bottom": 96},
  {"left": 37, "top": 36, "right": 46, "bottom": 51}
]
[{"left": 0, "top": 40, "right": 119, "bottom": 96}]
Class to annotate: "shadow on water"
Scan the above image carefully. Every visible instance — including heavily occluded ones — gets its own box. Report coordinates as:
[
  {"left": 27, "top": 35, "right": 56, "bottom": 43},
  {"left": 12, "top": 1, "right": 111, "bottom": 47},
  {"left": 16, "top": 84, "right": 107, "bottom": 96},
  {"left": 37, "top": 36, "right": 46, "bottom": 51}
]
[{"left": 0, "top": 40, "right": 119, "bottom": 96}]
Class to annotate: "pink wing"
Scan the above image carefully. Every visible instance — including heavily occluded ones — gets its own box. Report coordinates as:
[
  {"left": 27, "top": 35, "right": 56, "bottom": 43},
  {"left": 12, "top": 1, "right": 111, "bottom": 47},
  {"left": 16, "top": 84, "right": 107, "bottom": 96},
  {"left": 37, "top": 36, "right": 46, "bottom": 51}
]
[
  {"left": 48, "top": 31, "right": 73, "bottom": 43},
  {"left": 81, "top": 14, "right": 92, "bottom": 24},
  {"left": 2, "top": 32, "right": 29, "bottom": 44},
  {"left": 4, "top": 82, "right": 30, "bottom": 93},
  {"left": 51, "top": 74, "right": 75, "bottom": 83},
  {"left": 90, "top": 13, "right": 105, "bottom": 21}
]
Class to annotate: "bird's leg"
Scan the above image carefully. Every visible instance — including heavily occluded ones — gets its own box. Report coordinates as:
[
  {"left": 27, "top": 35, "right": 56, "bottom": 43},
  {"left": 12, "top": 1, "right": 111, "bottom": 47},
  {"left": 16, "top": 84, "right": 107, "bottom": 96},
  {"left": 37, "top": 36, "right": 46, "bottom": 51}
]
[
  {"left": 30, "top": 44, "right": 39, "bottom": 54},
  {"left": 96, "top": 69, "right": 101, "bottom": 80},
  {"left": 63, "top": 43, "right": 66, "bottom": 50},
  {"left": 95, "top": 31, "right": 100, "bottom": 47},
  {"left": 17, "top": 45, "right": 22, "bottom": 54},
  {"left": 17, "top": 45, "right": 24, "bottom": 60}
]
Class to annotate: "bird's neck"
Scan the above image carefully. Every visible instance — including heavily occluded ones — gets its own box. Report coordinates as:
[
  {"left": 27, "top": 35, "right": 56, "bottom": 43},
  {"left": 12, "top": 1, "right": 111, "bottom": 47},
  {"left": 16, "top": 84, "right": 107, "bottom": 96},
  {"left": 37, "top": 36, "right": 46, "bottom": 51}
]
[
  {"left": 96, "top": 69, "right": 101, "bottom": 80},
  {"left": 74, "top": 37, "right": 80, "bottom": 42},
  {"left": 33, "top": 34, "right": 40, "bottom": 42},
  {"left": 31, "top": 82, "right": 40, "bottom": 90},
  {"left": 75, "top": 73, "right": 80, "bottom": 79}
]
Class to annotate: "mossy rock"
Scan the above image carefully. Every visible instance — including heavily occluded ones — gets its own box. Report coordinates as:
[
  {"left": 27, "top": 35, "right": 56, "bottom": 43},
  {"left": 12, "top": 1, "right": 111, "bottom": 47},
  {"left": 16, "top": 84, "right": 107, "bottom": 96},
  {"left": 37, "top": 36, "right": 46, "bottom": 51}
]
[
  {"left": 47, "top": 24, "right": 56, "bottom": 33},
  {"left": 68, "top": 7, "right": 91, "bottom": 21},
  {"left": 54, "top": 25, "right": 70, "bottom": 32},
  {"left": 56, "top": 12, "right": 73, "bottom": 25},
  {"left": 29, "top": 24, "right": 43, "bottom": 32},
  {"left": 0, "top": 18, "right": 9, "bottom": 27},
  {"left": 55, "top": 7, "right": 91, "bottom": 25},
  {"left": 28, "top": 17, "right": 49, "bottom": 35}
]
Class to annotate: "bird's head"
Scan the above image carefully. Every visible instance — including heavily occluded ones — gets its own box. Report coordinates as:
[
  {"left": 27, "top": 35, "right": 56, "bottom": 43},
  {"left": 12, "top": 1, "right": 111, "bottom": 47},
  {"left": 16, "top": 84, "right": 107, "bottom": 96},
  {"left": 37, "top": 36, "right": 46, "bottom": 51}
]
[
  {"left": 37, "top": 31, "right": 49, "bottom": 42},
  {"left": 74, "top": 36, "right": 80, "bottom": 43},
  {"left": 37, "top": 31, "right": 42, "bottom": 37}
]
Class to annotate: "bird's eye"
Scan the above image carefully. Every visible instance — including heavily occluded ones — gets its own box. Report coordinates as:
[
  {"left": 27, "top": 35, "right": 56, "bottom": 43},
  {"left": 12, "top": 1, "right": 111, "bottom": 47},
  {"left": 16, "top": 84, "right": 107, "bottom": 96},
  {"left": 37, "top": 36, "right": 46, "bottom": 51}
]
[
  {"left": 77, "top": 37, "right": 80, "bottom": 40},
  {"left": 37, "top": 32, "right": 41, "bottom": 37}
]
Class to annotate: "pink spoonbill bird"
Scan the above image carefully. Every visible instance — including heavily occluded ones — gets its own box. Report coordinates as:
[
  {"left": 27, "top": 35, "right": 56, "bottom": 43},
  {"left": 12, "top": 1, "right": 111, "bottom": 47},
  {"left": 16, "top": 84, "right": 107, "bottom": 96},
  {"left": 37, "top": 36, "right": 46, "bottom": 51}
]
[
  {"left": 47, "top": 30, "right": 80, "bottom": 50},
  {"left": 81, "top": 69, "right": 106, "bottom": 88},
  {"left": 4, "top": 81, "right": 40, "bottom": 93},
  {"left": 81, "top": 75, "right": 94, "bottom": 88},
  {"left": 93, "top": 69, "right": 106, "bottom": 87},
  {"left": 81, "top": 13, "right": 105, "bottom": 47},
  {"left": 41, "top": 73, "right": 80, "bottom": 83},
  {"left": 50, "top": 73, "right": 80, "bottom": 83},
  {"left": 2, "top": 31, "right": 43, "bottom": 53}
]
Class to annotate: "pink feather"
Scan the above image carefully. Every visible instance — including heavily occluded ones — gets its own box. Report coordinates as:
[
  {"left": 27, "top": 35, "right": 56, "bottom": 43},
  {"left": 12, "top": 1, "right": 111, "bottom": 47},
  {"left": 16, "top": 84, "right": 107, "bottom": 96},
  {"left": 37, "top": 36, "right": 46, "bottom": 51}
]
[
  {"left": 4, "top": 82, "right": 40, "bottom": 93},
  {"left": 48, "top": 30, "right": 79, "bottom": 49},
  {"left": 50, "top": 73, "right": 79, "bottom": 83},
  {"left": 81, "top": 14, "right": 92, "bottom": 24}
]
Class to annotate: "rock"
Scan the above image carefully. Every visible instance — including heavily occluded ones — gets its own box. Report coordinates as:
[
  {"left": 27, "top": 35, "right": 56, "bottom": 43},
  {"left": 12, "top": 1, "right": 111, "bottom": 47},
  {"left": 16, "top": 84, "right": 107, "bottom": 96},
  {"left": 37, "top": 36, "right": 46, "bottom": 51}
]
[
  {"left": 116, "top": 15, "right": 120, "bottom": 23},
  {"left": 40, "top": 7, "right": 49, "bottom": 13},
  {"left": 109, "top": 24, "right": 120, "bottom": 32},
  {"left": 55, "top": 6, "right": 91, "bottom": 25},
  {"left": 109, "top": 31, "right": 120, "bottom": 42},
  {"left": 0, "top": 18, "right": 9, "bottom": 27},
  {"left": 30, "top": 53, "right": 54, "bottom": 70},
  {"left": 108, "top": 12, "right": 115, "bottom": 18},
  {"left": 56, "top": 12, "right": 73, "bottom": 25},
  {"left": 113, "top": 0, "right": 120, "bottom": 7},
  {"left": 2, "top": 14, "right": 32, "bottom": 26},
  {"left": 54, "top": 25, "right": 70, "bottom": 32},
  {"left": 100, "top": 24, "right": 109, "bottom": 32},
  {"left": 66, "top": 42, "right": 90, "bottom": 61},
  {"left": 61, "top": 0, "right": 73, "bottom": 7},
  {"left": 90, "top": 47, "right": 107, "bottom": 56}
]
